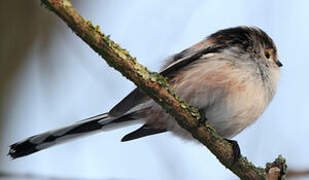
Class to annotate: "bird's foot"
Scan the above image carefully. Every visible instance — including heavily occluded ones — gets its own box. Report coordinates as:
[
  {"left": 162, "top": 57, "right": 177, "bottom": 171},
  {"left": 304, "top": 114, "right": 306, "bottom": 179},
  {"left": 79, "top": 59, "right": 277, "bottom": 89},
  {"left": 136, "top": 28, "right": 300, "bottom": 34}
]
[
  {"left": 225, "top": 138, "right": 241, "bottom": 164},
  {"left": 198, "top": 109, "right": 207, "bottom": 126}
]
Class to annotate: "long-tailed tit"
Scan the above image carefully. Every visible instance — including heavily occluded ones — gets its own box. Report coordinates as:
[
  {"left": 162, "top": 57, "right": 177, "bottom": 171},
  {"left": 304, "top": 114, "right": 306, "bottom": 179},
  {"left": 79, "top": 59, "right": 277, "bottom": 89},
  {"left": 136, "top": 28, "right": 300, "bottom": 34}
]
[{"left": 9, "top": 26, "right": 282, "bottom": 159}]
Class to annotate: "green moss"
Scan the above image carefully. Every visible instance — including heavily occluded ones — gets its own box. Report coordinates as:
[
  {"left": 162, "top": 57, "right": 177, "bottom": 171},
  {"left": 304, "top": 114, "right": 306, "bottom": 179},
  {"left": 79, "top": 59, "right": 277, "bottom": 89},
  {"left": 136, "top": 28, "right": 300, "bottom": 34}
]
[
  {"left": 95, "top": 25, "right": 100, "bottom": 31},
  {"left": 180, "top": 104, "right": 187, "bottom": 108},
  {"left": 63, "top": 0, "right": 72, "bottom": 7},
  {"left": 86, "top": 20, "right": 93, "bottom": 27},
  {"left": 237, "top": 157, "right": 265, "bottom": 179}
]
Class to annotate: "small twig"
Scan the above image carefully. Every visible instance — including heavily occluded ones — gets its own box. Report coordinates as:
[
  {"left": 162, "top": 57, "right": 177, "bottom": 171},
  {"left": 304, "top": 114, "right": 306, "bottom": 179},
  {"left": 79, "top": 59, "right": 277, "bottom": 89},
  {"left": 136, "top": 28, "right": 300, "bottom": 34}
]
[
  {"left": 266, "top": 155, "right": 287, "bottom": 180},
  {"left": 287, "top": 169, "right": 309, "bottom": 178},
  {"left": 39, "top": 0, "right": 287, "bottom": 179}
]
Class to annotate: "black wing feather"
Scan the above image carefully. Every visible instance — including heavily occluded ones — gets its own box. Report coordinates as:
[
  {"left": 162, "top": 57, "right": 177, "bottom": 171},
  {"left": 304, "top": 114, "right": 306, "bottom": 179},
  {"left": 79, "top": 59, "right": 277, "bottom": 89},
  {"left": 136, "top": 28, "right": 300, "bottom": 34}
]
[
  {"left": 121, "top": 125, "right": 167, "bottom": 142},
  {"left": 109, "top": 88, "right": 148, "bottom": 117}
]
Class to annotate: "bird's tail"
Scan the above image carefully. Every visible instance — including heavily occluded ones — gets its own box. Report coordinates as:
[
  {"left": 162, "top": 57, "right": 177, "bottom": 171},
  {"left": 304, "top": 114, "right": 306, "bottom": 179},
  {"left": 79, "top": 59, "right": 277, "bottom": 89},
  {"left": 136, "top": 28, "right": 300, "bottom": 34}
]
[{"left": 8, "top": 112, "right": 137, "bottom": 159}]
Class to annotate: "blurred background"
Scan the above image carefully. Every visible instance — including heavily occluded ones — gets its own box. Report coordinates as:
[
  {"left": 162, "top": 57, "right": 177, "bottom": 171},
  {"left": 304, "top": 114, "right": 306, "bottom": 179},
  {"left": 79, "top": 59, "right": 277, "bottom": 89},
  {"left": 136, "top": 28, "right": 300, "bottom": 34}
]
[{"left": 1, "top": 0, "right": 308, "bottom": 179}]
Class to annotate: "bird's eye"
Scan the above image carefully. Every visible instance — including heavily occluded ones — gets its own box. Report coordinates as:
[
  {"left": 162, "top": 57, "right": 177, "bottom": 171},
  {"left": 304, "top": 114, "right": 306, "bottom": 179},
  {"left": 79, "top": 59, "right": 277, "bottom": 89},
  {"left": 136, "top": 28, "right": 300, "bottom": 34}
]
[{"left": 265, "top": 49, "right": 271, "bottom": 59}]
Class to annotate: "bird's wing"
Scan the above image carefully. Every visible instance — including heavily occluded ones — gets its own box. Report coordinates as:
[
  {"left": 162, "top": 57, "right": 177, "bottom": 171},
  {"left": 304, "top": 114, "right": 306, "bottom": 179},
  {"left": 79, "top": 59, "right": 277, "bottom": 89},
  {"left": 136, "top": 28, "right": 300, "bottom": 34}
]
[
  {"left": 121, "top": 124, "right": 167, "bottom": 142},
  {"left": 109, "top": 40, "right": 221, "bottom": 117},
  {"left": 109, "top": 88, "right": 148, "bottom": 117}
]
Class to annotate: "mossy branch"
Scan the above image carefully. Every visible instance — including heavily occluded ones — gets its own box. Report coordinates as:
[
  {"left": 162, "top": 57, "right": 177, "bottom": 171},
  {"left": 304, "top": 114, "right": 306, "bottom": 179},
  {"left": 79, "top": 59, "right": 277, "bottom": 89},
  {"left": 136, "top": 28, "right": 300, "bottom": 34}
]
[{"left": 40, "top": 0, "right": 287, "bottom": 179}]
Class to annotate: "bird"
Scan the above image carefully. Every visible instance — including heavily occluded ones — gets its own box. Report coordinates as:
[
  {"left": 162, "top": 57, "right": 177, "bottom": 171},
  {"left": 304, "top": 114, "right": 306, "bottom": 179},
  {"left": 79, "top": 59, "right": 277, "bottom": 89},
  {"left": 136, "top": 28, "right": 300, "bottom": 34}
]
[{"left": 9, "top": 26, "right": 282, "bottom": 159}]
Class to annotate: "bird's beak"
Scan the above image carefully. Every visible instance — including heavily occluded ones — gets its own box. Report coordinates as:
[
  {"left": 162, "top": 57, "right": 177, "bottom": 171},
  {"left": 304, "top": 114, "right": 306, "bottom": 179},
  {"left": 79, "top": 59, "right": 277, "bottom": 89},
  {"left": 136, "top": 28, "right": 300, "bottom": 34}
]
[{"left": 276, "top": 60, "right": 283, "bottom": 67}]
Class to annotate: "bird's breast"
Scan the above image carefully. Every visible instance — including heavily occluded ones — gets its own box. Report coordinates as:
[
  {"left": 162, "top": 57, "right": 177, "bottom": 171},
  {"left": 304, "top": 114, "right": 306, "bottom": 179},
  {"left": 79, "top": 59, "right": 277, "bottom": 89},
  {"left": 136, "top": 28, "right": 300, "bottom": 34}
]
[{"left": 170, "top": 59, "right": 271, "bottom": 138}]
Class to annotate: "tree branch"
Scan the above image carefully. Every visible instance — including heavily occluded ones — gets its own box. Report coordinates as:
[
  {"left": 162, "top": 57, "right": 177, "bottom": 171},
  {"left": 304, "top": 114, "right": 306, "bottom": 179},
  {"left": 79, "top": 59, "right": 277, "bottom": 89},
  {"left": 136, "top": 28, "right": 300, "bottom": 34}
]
[
  {"left": 287, "top": 169, "right": 309, "bottom": 178},
  {"left": 40, "top": 0, "right": 287, "bottom": 179}
]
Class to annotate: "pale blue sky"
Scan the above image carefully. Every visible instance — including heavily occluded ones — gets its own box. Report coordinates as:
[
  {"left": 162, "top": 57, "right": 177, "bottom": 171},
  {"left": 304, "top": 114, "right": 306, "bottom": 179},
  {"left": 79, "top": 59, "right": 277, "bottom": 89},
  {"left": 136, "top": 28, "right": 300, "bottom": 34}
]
[{"left": 1, "top": 1, "right": 309, "bottom": 179}]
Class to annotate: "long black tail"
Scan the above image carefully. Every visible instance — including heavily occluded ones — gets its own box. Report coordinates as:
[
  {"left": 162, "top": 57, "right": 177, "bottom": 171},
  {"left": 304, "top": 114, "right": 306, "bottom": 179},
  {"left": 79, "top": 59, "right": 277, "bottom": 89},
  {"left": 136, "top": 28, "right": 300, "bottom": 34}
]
[{"left": 9, "top": 113, "right": 136, "bottom": 159}]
